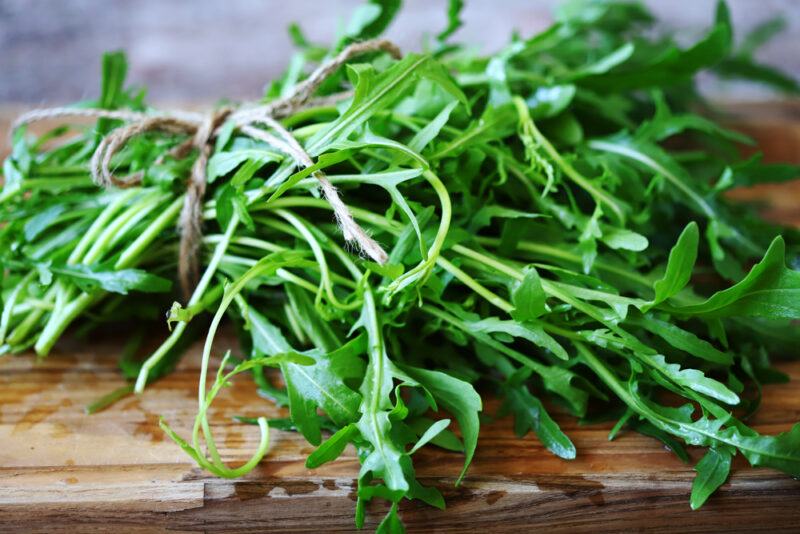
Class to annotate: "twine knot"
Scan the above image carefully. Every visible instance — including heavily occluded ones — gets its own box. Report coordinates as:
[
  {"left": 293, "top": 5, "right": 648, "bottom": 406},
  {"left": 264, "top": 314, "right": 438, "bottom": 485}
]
[{"left": 12, "top": 39, "right": 401, "bottom": 300}]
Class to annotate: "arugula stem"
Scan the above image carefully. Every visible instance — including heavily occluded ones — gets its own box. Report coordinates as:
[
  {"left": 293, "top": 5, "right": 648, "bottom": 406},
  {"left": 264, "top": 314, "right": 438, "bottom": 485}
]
[
  {"left": 68, "top": 190, "right": 137, "bottom": 264},
  {"left": 0, "top": 273, "right": 34, "bottom": 344},
  {"left": 386, "top": 170, "right": 452, "bottom": 296},
  {"left": 513, "top": 98, "right": 626, "bottom": 223},
  {"left": 117, "top": 197, "right": 183, "bottom": 268},
  {"left": 436, "top": 257, "right": 514, "bottom": 313},
  {"left": 275, "top": 209, "right": 362, "bottom": 311},
  {"left": 134, "top": 214, "right": 240, "bottom": 393}
]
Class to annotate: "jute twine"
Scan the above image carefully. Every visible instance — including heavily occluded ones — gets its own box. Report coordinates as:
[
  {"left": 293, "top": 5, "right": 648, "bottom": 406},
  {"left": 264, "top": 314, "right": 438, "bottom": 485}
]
[{"left": 12, "top": 39, "right": 400, "bottom": 298}]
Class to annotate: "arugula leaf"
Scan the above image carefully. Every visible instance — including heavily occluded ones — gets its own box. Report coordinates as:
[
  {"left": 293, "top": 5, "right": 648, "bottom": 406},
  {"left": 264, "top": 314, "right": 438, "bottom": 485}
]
[
  {"left": 502, "top": 381, "right": 576, "bottom": 459},
  {"left": 99, "top": 50, "right": 128, "bottom": 109},
  {"left": 409, "top": 418, "right": 451, "bottom": 454},
  {"left": 356, "top": 289, "right": 409, "bottom": 492},
  {"left": 306, "top": 423, "right": 359, "bottom": 468},
  {"left": 581, "top": 3, "right": 732, "bottom": 90},
  {"left": 690, "top": 447, "right": 733, "bottom": 510},
  {"left": 671, "top": 237, "right": 800, "bottom": 319},
  {"left": 207, "top": 149, "right": 282, "bottom": 182},
  {"left": 308, "top": 54, "right": 467, "bottom": 155},
  {"left": 632, "top": 315, "right": 732, "bottom": 365},
  {"left": 646, "top": 221, "right": 699, "bottom": 309},
  {"left": 437, "top": 0, "right": 464, "bottom": 41},
  {"left": 471, "top": 316, "right": 568, "bottom": 361},
  {"left": 346, "top": 0, "right": 401, "bottom": 42},
  {"left": 526, "top": 84, "right": 576, "bottom": 119},
  {"left": 511, "top": 266, "right": 548, "bottom": 321},
  {"left": 402, "top": 365, "right": 482, "bottom": 483},
  {"left": 45, "top": 263, "right": 171, "bottom": 295},
  {"left": 248, "top": 307, "right": 361, "bottom": 444}
]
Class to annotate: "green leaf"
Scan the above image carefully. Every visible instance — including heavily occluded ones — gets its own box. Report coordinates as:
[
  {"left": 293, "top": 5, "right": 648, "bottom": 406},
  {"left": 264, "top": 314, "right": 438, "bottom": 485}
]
[
  {"left": 738, "top": 17, "right": 786, "bottom": 56},
  {"left": 216, "top": 185, "right": 253, "bottom": 230},
  {"left": 99, "top": 50, "right": 128, "bottom": 109},
  {"left": 471, "top": 316, "right": 569, "bottom": 361},
  {"left": 48, "top": 263, "right": 171, "bottom": 295},
  {"left": 469, "top": 205, "right": 543, "bottom": 233},
  {"left": 207, "top": 149, "right": 282, "bottom": 183},
  {"left": 285, "top": 283, "right": 342, "bottom": 352},
  {"left": 409, "top": 418, "right": 451, "bottom": 454},
  {"left": 643, "top": 354, "right": 739, "bottom": 405},
  {"left": 375, "top": 502, "right": 405, "bottom": 534},
  {"left": 306, "top": 423, "right": 359, "bottom": 468},
  {"left": 690, "top": 447, "right": 733, "bottom": 510},
  {"left": 248, "top": 307, "right": 361, "bottom": 445},
  {"left": 511, "top": 266, "right": 548, "bottom": 321},
  {"left": 267, "top": 150, "right": 352, "bottom": 203},
  {"left": 437, "top": 0, "right": 464, "bottom": 41},
  {"left": 408, "top": 417, "right": 463, "bottom": 452},
  {"left": 330, "top": 137, "right": 427, "bottom": 170},
  {"left": 364, "top": 261, "right": 404, "bottom": 280},
  {"left": 356, "top": 289, "right": 408, "bottom": 492},
  {"left": 734, "top": 423, "right": 800, "bottom": 476},
  {"left": 408, "top": 100, "right": 459, "bottom": 153},
  {"left": 401, "top": 365, "right": 481, "bottom": 484},
  {"left": 600, "top": 227, "right": 649, "bottom": 252},
  {"left": 569, "top": 42, "right": 634, "bottom": 78},
  {"left": 1, "top": 158, "right": 24, "bottom": 197},
  {"left": 582, "top": 13, "right": 731, "bottom": 90},
  {"left": 308, "top": 54, "right": 466, "bottom": 155},
  {"left": 24, "top": 205, "right": 67, "bottom": 241},
  {"left": 647, "top": 222, "right": 699, "bottom": 309},
  {"left": 431, "top": 103, "right": 516, "bottom": 160},
  {"left": 633, "top": 315, "right": 732, "bottom": 365},
  {"left": 526, "top": 84, "right": 576, "bottom": 119},
  {"left": 503, "top": 383, "right": 576, "bottom": 459},
  {"left": 347, "top": 0, "right": 401, "bottom": 41},
  {"left": 715, "top": 56, "right": 800, "bottom": 94},
  {"left": 672, "top": 237, "right": 800, "bottom": 319}
]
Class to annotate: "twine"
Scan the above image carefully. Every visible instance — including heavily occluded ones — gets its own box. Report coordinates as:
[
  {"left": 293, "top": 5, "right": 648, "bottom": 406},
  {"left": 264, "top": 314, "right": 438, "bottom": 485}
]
[{"left": 12, "top": 39, "right": 400, "bottom": 298}]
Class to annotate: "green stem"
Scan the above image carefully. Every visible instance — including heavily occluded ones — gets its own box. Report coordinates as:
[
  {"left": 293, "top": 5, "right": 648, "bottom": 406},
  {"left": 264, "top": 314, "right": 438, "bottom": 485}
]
[
  {"left": 0, "top": 273, "right": 34, "bottom": 345},
  {"left": 32, "top": 196, "right": 185, "bottom": 356},
  {"left": 385, "top": 169, "right": 452, "bottom": 296},
  {"left": 134, "top": 214, "right": 240, "bottom": 393},
  {"left": 82, "top": 191, "right": 164, "bottom": 264},
  {"left": 436, "top": 257, "right": 514, "bottom": 313},
  {"left": 275, "top": 209, "right": 361, "bottom": 311},
  {"left": 514, "top": 98, "right": 626, "bottom": 223},
  {"left": 68, "top": 190, "right": 138, "bottom": 264},
  {"left": 117, "top": 198, "right": 183, "bottom": 268}
]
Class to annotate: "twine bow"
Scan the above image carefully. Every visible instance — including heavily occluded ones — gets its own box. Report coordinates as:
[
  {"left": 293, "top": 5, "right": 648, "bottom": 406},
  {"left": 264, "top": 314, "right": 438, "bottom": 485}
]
[{"left": 13, "top": 39, "right": 401, "bottom": 298}]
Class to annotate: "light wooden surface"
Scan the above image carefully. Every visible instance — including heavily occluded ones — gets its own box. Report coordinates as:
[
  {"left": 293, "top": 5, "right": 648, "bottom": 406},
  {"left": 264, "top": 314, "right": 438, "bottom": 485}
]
[
  {"left": 1, "top": 106, "right": 800, "bottom": 532},
  {"left": 1, "top": 334, "right": 800, "bottom": 532}
]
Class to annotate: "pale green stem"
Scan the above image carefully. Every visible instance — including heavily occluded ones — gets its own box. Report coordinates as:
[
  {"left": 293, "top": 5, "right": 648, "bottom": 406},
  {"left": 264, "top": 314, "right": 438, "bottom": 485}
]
[{"left": 134, "top": 214, "right": 240, "bottom": 393}]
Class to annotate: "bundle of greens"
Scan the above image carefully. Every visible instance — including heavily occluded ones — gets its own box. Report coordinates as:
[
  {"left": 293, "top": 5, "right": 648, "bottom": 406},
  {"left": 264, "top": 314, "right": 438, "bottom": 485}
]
[{"left": 2, "top": 0, "right": 800, "bottom": 530}]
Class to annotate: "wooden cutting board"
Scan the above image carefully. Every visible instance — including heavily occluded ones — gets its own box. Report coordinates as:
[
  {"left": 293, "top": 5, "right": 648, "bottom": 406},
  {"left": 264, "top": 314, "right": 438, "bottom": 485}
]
[{"left": 1, "top": 105, "right": 800, "bottom": 533}]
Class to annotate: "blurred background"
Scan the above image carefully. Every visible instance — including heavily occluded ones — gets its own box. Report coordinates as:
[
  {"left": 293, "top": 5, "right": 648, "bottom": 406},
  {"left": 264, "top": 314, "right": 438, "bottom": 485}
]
[{"left": 1, "top": 0, "right": 799, "bottom": 105}]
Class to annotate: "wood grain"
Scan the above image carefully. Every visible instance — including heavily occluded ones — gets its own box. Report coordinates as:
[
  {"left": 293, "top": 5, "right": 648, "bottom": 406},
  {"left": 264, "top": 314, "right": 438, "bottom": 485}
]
[
  {"left": 2, "top": 333, "right": 800, "bottom": 533},
  {"left": 1, "top": 105, "right": 800, "bottom": 532}
]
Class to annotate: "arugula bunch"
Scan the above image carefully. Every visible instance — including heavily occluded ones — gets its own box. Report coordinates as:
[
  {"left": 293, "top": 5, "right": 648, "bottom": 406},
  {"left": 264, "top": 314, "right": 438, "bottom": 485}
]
[{"left": 3, "top": 0, "right": 800, "bottom": 530}]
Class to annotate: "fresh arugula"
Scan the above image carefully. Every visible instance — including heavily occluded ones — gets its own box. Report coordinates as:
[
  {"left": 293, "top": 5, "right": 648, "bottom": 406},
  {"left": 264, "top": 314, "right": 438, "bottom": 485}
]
[{"left": 3, "top": 1, "right": 800, "bottom": 531}]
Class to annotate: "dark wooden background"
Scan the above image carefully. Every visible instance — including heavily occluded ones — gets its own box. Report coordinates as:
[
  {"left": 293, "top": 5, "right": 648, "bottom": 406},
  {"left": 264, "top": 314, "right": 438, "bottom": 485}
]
[{"left": 1, "top": 0, "right": 799, "bottom": 105}]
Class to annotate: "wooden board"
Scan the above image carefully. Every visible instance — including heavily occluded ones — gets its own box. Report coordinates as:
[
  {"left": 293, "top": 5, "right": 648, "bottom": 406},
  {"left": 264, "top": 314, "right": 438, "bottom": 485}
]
[
  {"left": 2, "top": 335, "right": 800, "bottom": 533},
  {"left": 1, "top": 105, "right": 800, "bottom": 532}
]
